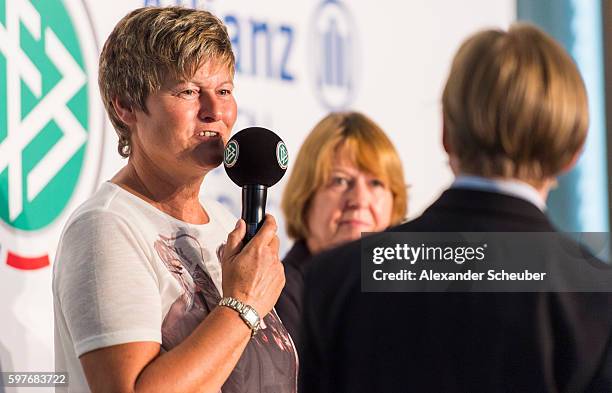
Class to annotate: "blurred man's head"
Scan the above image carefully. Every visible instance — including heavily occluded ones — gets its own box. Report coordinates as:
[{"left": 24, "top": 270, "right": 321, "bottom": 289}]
[{"left": 442, "top": 23, "right": 588, "bottom": 187}]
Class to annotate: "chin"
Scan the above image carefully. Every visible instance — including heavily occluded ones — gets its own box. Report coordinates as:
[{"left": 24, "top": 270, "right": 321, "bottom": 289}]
[
  {"left": 336, "top": 231, "right": 363, "bottom": 244},
  {"left": 194, "top": 140, "right": 224, "bottom": 168}
]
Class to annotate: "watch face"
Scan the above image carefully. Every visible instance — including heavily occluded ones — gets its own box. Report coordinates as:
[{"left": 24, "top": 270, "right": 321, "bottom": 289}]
[{"left": 244, "top": 308, "right": 259, "bottom": 325}]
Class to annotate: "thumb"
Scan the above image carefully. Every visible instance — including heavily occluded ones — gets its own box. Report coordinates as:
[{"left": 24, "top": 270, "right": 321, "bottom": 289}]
[{"left": 223, "top": 219, "right": 246, "bottom": 261}]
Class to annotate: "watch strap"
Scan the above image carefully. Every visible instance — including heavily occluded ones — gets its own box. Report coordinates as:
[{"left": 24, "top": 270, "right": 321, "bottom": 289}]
[{"left": 218, "top": 297, "right": 261, "bottom": 338}]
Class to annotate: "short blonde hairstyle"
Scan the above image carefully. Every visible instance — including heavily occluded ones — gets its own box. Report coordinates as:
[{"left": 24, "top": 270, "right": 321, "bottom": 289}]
[
  {"left": 442, "top": 23, "right": 588, "bottom": 184},
  {"left": 99, "top": 6, "right": 235, "bottom": 157},
  {"left": 282, "top": 112, "right": 407, "bottom": 240}
]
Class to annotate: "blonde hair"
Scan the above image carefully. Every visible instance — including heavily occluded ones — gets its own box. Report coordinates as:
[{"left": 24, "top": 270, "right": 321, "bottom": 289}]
[
  {"left": 282, "top": 112, "right": 407, "bottom": 240},
  {"left": 99, "top": 6, "right": 235, "bottom": 157},
  {"left": 442, "top": 23, "right": 588, "bottom": 185}
]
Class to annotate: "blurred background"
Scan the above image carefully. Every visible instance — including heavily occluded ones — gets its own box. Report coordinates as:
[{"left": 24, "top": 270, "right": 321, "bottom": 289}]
[{"left": 0, "top": 0, "right": 609, "bottom": 391}]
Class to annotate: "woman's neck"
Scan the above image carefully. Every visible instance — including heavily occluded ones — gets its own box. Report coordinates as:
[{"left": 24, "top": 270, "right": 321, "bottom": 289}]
[{"left": 111, "top": 158, "right": 209, "bottom": 225}]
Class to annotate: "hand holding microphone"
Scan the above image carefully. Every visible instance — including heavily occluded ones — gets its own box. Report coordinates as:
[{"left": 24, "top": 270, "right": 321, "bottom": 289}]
[{"left": 220, "top": 127, "right": 288, "bottom": 320}]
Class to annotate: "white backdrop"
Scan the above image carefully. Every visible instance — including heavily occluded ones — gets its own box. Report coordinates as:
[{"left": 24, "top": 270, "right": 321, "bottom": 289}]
[{"left": 0, "top": 0, "right": 514, "bottom": 391}]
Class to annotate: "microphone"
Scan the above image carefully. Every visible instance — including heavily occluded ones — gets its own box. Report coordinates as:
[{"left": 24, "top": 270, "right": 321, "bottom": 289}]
[{"left": 224, "top": 127, "right": 288, "bottom": 243}]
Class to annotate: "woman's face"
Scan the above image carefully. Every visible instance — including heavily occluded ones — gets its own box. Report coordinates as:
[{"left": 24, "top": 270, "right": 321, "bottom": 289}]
[
  {"left": 305, "top": 146, "right": 394, "bottom": 254},
  {"left": 130, "top": 61, "right": 237, "bottom": 179}
]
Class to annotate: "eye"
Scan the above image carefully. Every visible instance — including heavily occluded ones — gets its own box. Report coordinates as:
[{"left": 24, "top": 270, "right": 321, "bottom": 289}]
[
  {"left": 179, "top": 89, "right": 199, "bottom": 98},
  {"left": 329, "top": 175, "right": 351, "bottom": 188},
  {"left": 218, "top": 88, "right": 232, "bottom": 96},
  {"left": 370, "top": 178, "right": 386, "bottom": 188}
]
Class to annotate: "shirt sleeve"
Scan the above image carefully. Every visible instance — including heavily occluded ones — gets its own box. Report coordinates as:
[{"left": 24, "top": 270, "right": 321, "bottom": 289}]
[{"left": 54, "top": 210, "right": 162, "bottom": 357}]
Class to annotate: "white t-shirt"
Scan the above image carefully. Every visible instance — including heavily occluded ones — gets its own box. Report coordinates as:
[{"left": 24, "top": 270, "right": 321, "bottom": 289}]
[{"left": 53, "top": 182, "right": 297, "bottom": 393}]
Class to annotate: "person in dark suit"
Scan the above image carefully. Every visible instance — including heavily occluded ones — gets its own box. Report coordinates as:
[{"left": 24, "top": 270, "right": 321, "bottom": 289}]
[{"left": 299, "top": 23, "right": 612, "bottom": 393}]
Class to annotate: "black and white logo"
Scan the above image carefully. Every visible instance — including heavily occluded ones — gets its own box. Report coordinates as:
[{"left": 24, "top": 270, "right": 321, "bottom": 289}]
[{"left": 224, "top": 140, "right": 239, "bottom": 168}]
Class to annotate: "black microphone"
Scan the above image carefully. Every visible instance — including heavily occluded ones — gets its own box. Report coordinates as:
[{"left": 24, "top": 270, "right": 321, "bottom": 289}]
[{"left": 224, "top": 127, "right": 288, "bottom": 244}]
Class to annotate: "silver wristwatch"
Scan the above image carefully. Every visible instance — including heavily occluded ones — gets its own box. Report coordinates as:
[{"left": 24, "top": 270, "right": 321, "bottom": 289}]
[{"left": 218, "top": 297, "right": 261, "bottom": 338}]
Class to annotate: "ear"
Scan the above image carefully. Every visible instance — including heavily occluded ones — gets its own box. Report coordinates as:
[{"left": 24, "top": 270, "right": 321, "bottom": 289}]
[{"left": 112, "top": 97, "right": 137, "bottom": 128}]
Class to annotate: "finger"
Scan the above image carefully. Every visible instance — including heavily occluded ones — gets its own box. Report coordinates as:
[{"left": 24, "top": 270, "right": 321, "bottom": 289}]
[
  {"left": 217, "top": 243, "right": 226, "bottom": 261},
  {"left": 269, "top": 235, "right": 280, "bottom": 255},
  {"left": 272, "top": 262, "right": 286, "bottom": 293},
  {"left": 244, "top": 215, "right": 278, "bottom": 252},
  {"left": 224, "top": 219, "right": 246, "bottom": 259},
  {"left": 277, "top": 261, "right": 286, "bottom": 285}
]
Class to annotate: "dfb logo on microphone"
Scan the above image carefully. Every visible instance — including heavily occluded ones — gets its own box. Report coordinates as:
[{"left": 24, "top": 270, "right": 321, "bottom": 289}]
[
  {"left": 309, "top": 0, "right": 360, "bottom": 110},
  {"left": 224, "top": 140, "right": 239, "bottom": 168},
  {"left": 276, "top": 141, "right": 289, "bottom": 170},
  {"left": 0, "top": 0, "right": 104, "bottom": 270}
]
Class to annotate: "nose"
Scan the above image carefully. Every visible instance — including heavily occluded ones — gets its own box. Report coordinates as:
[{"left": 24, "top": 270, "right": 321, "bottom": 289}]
[
  {"left": 345, "top": 177, "right": 371, "bottom": 209},
  {"left": 198, "top": 92, "right": 223, "bottom": 123}
]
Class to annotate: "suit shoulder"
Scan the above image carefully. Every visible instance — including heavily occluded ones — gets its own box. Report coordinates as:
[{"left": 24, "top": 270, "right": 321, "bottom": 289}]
[{"left": 306, "top": 238, "right": 361, "bottom": 293}]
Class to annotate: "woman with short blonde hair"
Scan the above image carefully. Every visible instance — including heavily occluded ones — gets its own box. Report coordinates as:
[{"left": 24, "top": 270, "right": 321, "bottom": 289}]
[{"left": 54, "top": 7, "right": 295, "bottom": 393}]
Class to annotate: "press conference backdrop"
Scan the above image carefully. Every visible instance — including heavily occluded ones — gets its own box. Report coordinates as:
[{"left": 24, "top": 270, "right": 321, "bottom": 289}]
[{"left": 7, "top": 0, "right": 608, "bottom": 391}]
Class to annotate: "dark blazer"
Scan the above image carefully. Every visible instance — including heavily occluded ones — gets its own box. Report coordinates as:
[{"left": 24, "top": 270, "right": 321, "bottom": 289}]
[
  {"left": 276, "top": 240, "right": 312, "bottom": 351},
  {"left": 299, "top": 188, "right": 612, "bottom": 393}
]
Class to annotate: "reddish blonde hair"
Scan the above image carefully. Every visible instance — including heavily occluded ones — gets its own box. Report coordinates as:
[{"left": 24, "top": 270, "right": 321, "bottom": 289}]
[{"left": 282, "top": 112, "right": 407, "bottom": 240}]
